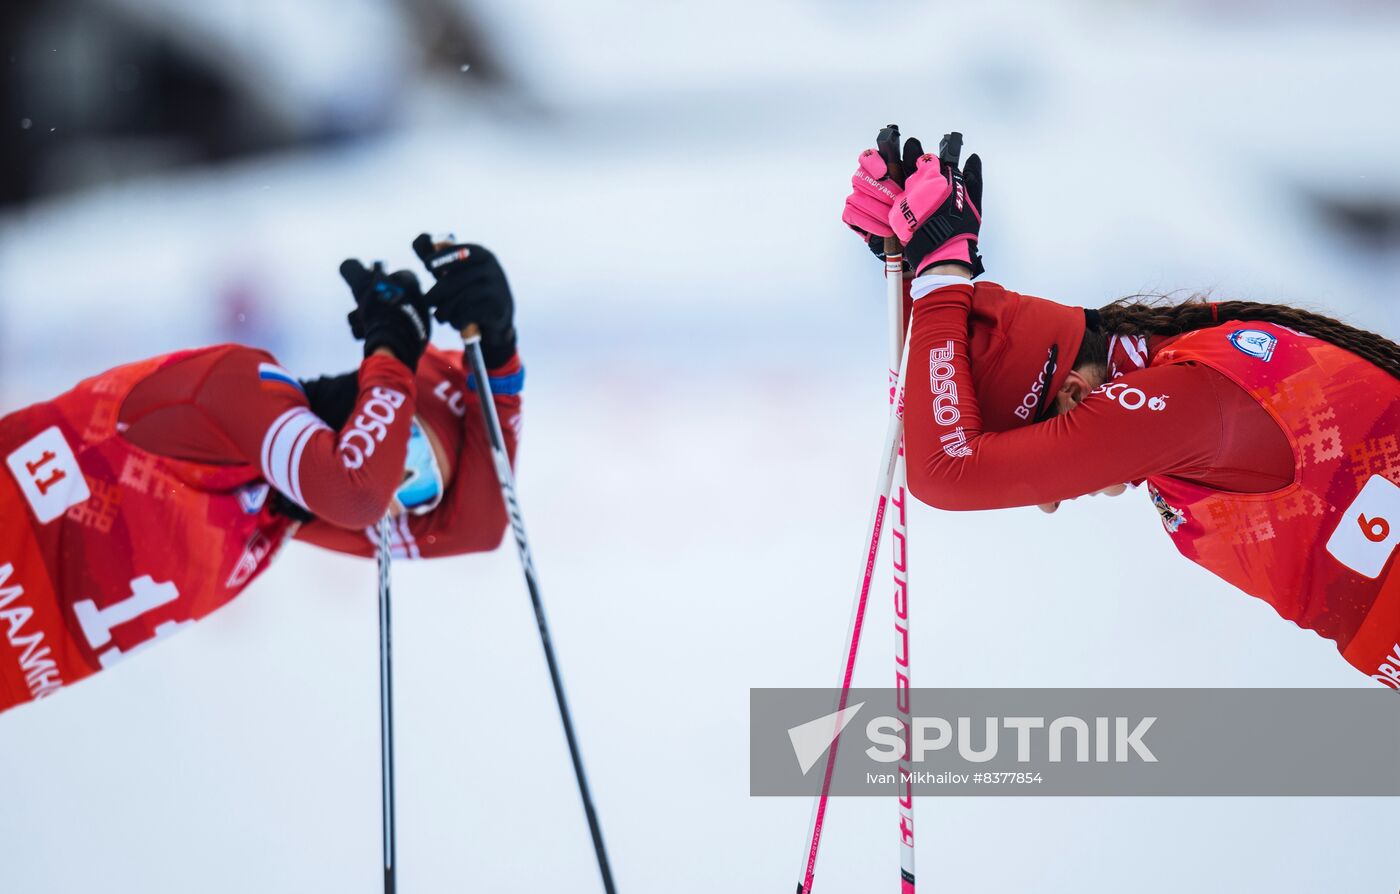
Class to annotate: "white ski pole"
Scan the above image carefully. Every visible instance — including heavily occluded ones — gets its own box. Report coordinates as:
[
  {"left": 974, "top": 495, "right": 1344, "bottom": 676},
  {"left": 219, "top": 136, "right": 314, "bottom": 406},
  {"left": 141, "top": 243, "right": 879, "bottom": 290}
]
[
  {"left": 796, "top": 325, "right": 913, "bottom": 894},
  {"left": 874, "top": 123, "right": 917, "bottom": 894}
]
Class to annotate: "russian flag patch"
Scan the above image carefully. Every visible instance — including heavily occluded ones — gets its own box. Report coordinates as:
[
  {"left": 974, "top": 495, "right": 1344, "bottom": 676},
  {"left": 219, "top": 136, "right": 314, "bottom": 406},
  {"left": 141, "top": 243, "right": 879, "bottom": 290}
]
[{"left": 258, "top": 363, "right": 304, "bottom": 393}]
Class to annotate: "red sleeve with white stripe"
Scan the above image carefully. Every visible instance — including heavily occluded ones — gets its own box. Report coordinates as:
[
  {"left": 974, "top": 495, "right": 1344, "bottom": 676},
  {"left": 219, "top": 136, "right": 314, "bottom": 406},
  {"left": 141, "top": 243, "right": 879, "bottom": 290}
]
[
  {"left": 198, "top": 350, "right": 419, "bottom": 529},
  {"left": 396, "top": 351, "right": 521, "bottom": 558},
  {"left": 292, "top": 350, "right": 523, "bottom": 560},
  {"left": 902, "top": 286, "right": 1272, "bottom": 510}
]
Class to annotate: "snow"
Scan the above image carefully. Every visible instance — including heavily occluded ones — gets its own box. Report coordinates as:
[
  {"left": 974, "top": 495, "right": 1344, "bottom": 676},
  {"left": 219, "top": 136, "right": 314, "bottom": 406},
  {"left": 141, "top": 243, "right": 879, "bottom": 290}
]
[{"left": 1, "top": 2, "right": 1398, "bottom": 891}]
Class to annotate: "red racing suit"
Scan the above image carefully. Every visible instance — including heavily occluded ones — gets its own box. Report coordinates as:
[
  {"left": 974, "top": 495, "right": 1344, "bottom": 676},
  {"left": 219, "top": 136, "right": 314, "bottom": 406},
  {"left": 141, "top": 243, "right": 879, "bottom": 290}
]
[
  {"left": 0, "top": 343, "right": 520, "bottom": 714},
  {"left": 293, "top": 347, "right": 522, "bottom": 559},
  {"left": 906, "top": 281, "right": 1400, "bottom": 685}
]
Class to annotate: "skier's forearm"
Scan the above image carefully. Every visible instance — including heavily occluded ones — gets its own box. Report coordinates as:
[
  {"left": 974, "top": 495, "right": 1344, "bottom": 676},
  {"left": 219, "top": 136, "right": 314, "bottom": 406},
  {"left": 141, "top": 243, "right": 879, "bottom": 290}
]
[
  {"left": 902, "top": 284, "right": 989, "bottom": 509},
  {"left": 903, "top": 289, "right": 1226, "bottom": 510},
  {"left": 401, "top": 349, "right": 522, "bottom": 557},
  {"left": 263, "top": 353, "right": 418, "bottom": 530}
]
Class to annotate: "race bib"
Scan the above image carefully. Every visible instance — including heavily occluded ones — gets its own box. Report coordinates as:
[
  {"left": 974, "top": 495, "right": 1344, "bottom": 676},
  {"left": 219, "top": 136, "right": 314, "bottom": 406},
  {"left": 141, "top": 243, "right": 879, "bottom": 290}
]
[
  {"left": 6, "top": 426, "right": 90, "bottom": 524},
  {"left": 1326, "top": 475, "right": 1400, "bottom": 579}
]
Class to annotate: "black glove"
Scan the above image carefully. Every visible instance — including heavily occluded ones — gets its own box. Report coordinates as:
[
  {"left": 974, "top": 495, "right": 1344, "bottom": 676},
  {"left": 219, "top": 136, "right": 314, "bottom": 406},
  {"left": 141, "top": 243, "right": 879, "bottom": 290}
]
[
  {"left": 411, "top": 235, "right": 517, "bottom": 368},
  {"left": 339, "top": 260, "right": 431, "bottom": 369},
  {"left": 269, "top": 489, "right": 315, "bottom": 523}
]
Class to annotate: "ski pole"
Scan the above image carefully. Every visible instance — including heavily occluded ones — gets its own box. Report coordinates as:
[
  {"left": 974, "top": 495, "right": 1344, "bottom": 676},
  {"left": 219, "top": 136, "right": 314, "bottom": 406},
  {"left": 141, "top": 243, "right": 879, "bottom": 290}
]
[
  {"left": 874, "top": 123, "right": 916, "bottom": 894},
  {"left": 376, "top": 516, "right": 398, "bottom": 894},
  {"left": 796, "top": 326, "right": 913, "bottom": 894},
  {"left": 461, "top": 329, "right": 618, "bottom": 894}
]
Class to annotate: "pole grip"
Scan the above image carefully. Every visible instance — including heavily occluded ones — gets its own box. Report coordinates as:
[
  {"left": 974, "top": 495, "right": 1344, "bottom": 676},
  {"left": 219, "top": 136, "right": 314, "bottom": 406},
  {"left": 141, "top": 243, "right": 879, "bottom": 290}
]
[
  {"left": 875, "top": 124, "right": 905, "bottom": 256},
  {"left": 938, "top": 131, "right": 963, "bottom": 167}
]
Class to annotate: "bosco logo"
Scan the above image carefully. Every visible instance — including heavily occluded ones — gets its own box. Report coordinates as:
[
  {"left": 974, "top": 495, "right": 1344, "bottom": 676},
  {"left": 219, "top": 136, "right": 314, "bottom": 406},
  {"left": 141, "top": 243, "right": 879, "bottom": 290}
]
[
  {"left": 1014, "top": 349, "right": 1057, "bottom": 421},
  {"left": 1097, "top": 382, "right": 1168, "bottom": 413},
  {"left": 928, "top": 341, "right": 961, "bottom": 426},
  {"left": 433, "top": 380, "right": 467, "bottom": 418},
  {"left": 340, "top": 387, "right": 407, "bottom": 469},
  {"left": 929, "top": 341, "right": 972, "bottom": 458}
]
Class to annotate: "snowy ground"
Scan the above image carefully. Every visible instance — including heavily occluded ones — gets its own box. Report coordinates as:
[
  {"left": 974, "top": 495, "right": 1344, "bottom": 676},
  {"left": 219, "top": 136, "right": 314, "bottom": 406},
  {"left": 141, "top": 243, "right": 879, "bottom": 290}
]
[
  {"left": 1, "top": 3, "right": 1397, "bottom": 891},
  {"left": 0, "top": 357, "right": 1390, "bottom": 893}
]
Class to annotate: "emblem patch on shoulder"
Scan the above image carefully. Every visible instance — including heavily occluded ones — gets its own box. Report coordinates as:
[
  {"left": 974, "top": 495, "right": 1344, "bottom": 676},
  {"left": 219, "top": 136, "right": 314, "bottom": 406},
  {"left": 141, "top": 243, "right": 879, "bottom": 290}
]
[
  {"left": 1148, "top": 484, "right": 1187, "bottom": 534},
  {"left": 1228, "top": 329, "right": 1278, "bottom": 362},
  {"left": 237, "top": 482, "right": 270, "bottom": 514}
]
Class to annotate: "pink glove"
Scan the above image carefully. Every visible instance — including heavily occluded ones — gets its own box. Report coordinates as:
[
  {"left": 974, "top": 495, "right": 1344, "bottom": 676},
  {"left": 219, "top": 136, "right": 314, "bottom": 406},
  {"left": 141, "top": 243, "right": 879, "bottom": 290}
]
[
  {"left": 889, "top": 150, "right": 983, "bottom": 275},
  {"left": 841, "top": 148, "right": 902, "bottom": 245}
]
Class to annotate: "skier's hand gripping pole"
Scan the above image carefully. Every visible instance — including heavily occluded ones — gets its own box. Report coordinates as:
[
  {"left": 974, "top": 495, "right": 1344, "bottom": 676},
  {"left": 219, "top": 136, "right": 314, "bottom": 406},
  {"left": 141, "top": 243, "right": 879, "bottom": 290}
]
[
  {"left": 798, "top": 126, "right": 968, "bottom": 894},
  {"left": 413, "top": 236, "right": 618, "bottom": 894}
]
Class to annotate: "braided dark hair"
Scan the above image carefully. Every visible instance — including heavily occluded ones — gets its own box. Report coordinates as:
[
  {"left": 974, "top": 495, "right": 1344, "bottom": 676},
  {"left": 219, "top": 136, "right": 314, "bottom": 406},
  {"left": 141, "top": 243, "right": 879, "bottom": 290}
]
[{"left": 1073, "top": 294, "right": 1400, "bottom": 380}]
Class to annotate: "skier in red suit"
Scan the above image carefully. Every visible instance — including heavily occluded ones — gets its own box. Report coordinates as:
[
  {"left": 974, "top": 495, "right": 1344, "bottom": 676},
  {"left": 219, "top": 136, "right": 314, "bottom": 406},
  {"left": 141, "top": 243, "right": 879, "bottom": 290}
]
[
  {"left": 0, "top": 237, "right": 522, "bottom": 714},
  {"left": 843, "top": 134, "right": 1400, "bottom": 686}
]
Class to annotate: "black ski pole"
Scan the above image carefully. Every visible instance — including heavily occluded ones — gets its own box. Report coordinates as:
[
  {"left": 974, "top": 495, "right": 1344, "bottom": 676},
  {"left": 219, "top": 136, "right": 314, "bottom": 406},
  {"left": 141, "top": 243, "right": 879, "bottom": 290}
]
[
  {"left": 461, "top": 331, "right": 618, "bottom": 894},
  {"left": 376, "top": 517, "right": 398, "bottom": 894}
]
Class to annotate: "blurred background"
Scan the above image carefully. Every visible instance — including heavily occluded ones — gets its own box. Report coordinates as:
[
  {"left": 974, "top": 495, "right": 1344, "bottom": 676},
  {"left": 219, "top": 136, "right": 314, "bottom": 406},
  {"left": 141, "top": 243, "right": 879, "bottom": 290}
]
[{"left": 1, "top": 1, "right": 1397, "bottom": 892}]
